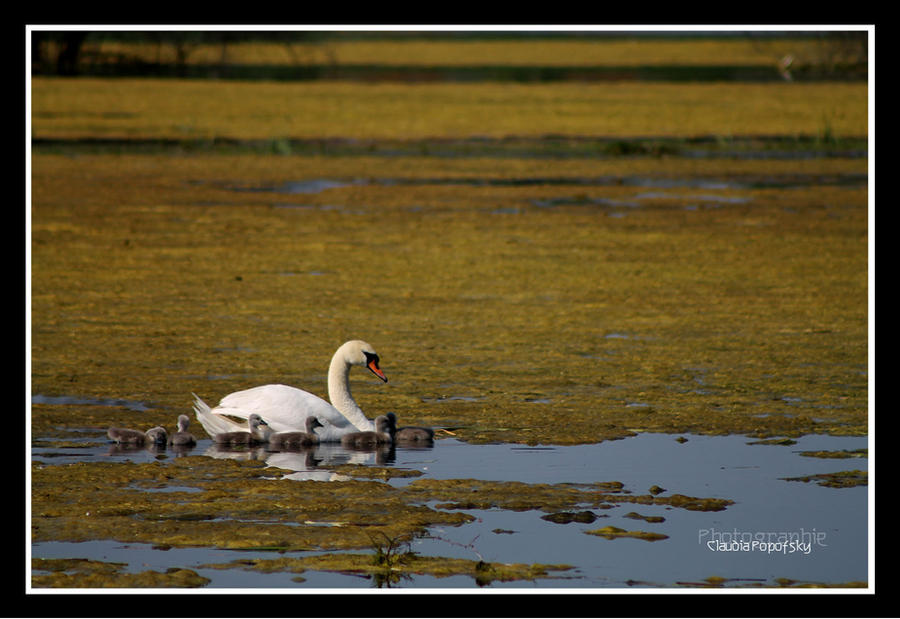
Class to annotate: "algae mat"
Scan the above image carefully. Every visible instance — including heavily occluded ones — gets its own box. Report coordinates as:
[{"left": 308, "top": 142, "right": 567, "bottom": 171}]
[
  {"left": 30, "top": 152, "right": 867, "bottom": 444},
  {"left": 31, "top": 78, "right": 867, "bottom": 141}
]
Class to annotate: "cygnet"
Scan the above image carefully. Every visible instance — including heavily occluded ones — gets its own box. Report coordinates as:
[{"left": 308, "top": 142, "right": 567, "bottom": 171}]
[
  {"left": 168, "top": 414, "right": 197, "bottom": 446},
  {"left": 340, "top": 415, "right": 393, "bottom": 448},
  {"left": 386, "top": 412, "right": 435, "bottom": 442},
  {"left": 108, "top": 425, "right": 168, "bottom": 445},
  {"left": 214, "top": 414, "right": 270, "bottom": 445},
  {"left": 269, "top": 417, "right": 323, "bottom": 449}
]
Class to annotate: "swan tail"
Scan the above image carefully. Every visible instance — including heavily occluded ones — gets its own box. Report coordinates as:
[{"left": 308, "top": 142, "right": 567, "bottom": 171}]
[{"left": 192, "top": 393, "right": 243, "bottom": 438}]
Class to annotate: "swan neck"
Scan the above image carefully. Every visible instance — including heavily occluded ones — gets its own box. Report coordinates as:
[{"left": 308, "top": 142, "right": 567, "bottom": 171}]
[{"left": 328, "top": 351, "right": 371, "bottom": 430}]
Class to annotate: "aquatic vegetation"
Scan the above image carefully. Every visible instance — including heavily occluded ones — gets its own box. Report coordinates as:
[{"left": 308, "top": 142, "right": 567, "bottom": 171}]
[
  {"left": 30, "top": 458, "right": 474, "bottom": 552},
  {"left": 798, "top": 448, "right": 867, "bottom": 459},
  {"left": 623, "top": 511, "right": 666, "bottom": 523},
  {"left": 585, "top": 526, "right": 669, "bottom": 542},
  {"left": 201, "top": 551, "right": 573, "bottom": 587},
  {"left": 781, "top": 469, "right": 868, "bottom": 488},
  {"left": 401, "top": 478, "right": 732, "bottom": 513},
  {"left": 31, "top": 78, "right": 866, "bottom": 141},
  {"left": 773, "top": 577, "right": 868, "bottom": 588},
  {"left": 747, "top": 437, "right": 798, "bottom": 446},
  {"left": 541, "top": 510, "right": 601, "bottom": 524},
  {"left": 32, "top": 558, "right": 209, "bottom": 588}
]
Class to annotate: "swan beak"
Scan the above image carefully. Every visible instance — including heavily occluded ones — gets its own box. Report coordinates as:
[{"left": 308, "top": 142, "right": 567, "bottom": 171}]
[{"left": 368, "top": 361, "right": 388, "bottom": 382}]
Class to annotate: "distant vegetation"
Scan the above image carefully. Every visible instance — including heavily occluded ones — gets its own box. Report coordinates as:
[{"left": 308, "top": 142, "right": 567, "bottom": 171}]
[{"left": 30, "top": 30, "right": 868, "bottom": 82}]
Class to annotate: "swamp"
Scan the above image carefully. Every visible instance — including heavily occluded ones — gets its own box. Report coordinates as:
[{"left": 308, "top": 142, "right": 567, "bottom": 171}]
[{"left": 28, "top": 30, "right": 870, "bottom": 591}]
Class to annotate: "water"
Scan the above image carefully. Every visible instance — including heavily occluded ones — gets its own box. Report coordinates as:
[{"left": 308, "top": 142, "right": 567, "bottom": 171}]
[{"left": 30, "top": 431, "right": 869, "bottom": 589}]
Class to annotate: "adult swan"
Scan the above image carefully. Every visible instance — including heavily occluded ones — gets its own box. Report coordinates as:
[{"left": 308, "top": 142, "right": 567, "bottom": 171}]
[{"left": 192, "top": 340, "right": 388, "bottom": 442}]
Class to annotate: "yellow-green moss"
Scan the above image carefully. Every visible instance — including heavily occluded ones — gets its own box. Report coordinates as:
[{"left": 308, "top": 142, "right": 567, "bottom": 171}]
[
  {"left": 201, "top": 551, "right": 572, "bottom": 587},
  {"left": 31, "top": 148, "right": 867, "bottom": 445},
  {"left": 781, "top": 470, "right": 868, "bottom": 488},
  {"left": 31, "top": 558, "right": 210, "bottom": 588},
  {"left": 585, "top": 526, "right": 669, "bottom": 541}
]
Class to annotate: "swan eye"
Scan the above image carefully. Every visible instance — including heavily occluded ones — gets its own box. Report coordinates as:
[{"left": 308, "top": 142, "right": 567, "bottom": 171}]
[{"left": 363, "top": 352, "right": 380, "bottom": 367}]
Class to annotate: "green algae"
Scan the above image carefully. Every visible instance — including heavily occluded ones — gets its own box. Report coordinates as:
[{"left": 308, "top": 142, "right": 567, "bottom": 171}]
[
  {"left": 781, "top": 469, "right": 868, "bottom": 488},
  {"left": 541, "top": 510, "right": 602, "bottom": 524},
  {"left": 623, "top": 511, "right": 666, "bottom": 523},
  {"left": 200, "top": 552, "right": 573, "bottom": 587},
  {"left": 773, "top": 577, "right": 868, "bottom": 588},
  {"left": 747, "top": 437, "right": 798, "bottom": 446},
  {"left": 31, "top": 558, "right": 210, "bottom": 588},
  {"left": 31, "top": 457, "right": 473, "bottom": 553},
  {"left": 798, "top": 448, "right": 867, "bottom": 459},
  {"left": 402, "top": 477, "right": 732, "bottom": 513},
  {"left": 329, "top": 464, "right": 425, "bottom": 480},
  {"left": 585, "top": 526, "right": 669, "bottom": 542},
  {"left": 31, "top": 151, "right": 867, "bottom": 445}
]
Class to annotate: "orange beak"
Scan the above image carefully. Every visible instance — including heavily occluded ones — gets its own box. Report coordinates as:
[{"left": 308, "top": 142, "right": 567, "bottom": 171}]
[{"left": 368, "top": 360, "right": 388, "bottom": 382}]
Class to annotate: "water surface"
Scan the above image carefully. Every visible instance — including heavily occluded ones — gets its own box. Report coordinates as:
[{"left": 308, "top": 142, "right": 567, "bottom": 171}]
[{"left": 31, "top": 432, "right": 868, "bottom": 589}]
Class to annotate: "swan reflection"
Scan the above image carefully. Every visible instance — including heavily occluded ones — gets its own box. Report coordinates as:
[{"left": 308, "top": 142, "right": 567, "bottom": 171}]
[{"left": 201, "top": 439, "right": 429, "bottom": 480}]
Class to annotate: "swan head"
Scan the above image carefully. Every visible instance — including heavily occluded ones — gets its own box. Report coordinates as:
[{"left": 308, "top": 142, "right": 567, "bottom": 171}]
[
  {"left": 176, "top": 414, "right": 190, "bottom": 432},
  {"left": 340, "top": 340, "right": 388, "bottom": 383}
]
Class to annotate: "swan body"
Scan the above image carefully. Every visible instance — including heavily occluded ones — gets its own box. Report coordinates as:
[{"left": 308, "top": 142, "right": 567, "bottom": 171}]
[
  {"left": 168, "top": 414, "right": 197, "bottom": 446},
  {"left": 340, "top": 415, "right": 394, "bottom": 448},
  {"left": 385, "top": 412, "right": 435, "bottom": 442},
  {"left": 193, "top": 340, "right": 387, "bottom": 442},
  {"left": 214, "top": 414, "right": 271, "bottom": 445},
  {"left": 269, "top": 417, "right": 323, "bottom": 449}
]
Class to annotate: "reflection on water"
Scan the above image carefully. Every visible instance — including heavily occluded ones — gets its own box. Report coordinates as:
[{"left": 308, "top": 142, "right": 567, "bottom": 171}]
[{"left": 205, "top": 441, "right": 411, "bottom": 481}]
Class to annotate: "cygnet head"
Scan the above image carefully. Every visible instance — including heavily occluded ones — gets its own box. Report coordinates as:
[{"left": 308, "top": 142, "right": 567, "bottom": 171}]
[
  {"left": 176, "top": 414, "right": 190, "bottom": 432},
  {"left": 374, "top": 415, "right": 391, "bottom": 434},
  {"left": 145, "top": 426, "right": 168, "bottom": 444},
  {"left": 248, "top": 414, "right": 270, "bottom": 439},
  {"left": 307, "top": 416, "right": 323, "bottom": 433},
  {"left": 340, "top": 340, "right": 387, "bottom": 383}
]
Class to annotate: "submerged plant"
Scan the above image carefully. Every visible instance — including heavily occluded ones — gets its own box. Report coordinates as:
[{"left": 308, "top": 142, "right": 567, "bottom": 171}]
[{"left": 366, "top": 531, "right": 419, "bottom": 568}]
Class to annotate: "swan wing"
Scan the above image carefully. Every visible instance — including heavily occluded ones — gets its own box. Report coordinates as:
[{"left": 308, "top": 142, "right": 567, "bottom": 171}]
[
  {"left": 192, "top": 393, "right": 251, "bottom": 437},
  {"left": 201, "top": 384, "right": 359, "bottom": 438}
]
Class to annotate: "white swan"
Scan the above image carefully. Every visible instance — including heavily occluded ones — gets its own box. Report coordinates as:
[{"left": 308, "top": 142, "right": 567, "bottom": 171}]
[{"left": 193, "top": 340, "right": 387, "bottom": 442}]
